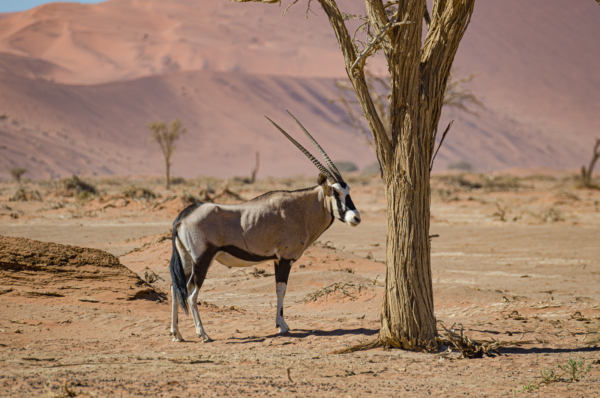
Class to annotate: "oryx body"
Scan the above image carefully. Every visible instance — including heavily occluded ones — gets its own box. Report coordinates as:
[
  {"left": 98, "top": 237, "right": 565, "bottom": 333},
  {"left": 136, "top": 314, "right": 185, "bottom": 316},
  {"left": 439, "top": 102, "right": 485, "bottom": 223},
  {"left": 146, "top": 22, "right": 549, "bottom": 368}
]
[{"left": 169, "top": 112, "right": 361, "bottom": 342}]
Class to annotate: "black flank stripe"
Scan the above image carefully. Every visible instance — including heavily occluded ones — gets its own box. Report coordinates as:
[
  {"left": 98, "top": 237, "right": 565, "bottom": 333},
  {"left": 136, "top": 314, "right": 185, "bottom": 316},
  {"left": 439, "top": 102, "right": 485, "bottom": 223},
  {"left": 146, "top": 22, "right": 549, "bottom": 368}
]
[{"left": 219, "top": 245, "right": 278, "bottom": 262}]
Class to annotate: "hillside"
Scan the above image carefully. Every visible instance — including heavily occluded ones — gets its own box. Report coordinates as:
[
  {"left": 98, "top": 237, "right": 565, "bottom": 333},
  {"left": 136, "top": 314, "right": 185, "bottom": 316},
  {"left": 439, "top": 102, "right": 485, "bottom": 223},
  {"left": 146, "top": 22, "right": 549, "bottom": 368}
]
[{"left": 0, "top": 0, "right": 599, "bottom": 179}]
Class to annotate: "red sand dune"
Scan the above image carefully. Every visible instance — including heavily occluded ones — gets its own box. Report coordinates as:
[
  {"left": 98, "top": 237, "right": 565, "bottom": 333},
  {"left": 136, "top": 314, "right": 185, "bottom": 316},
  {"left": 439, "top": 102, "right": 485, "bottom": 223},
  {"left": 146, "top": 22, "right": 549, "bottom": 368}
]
[{"left": 0, "top": 0, "right": 599, "bottom": 179}]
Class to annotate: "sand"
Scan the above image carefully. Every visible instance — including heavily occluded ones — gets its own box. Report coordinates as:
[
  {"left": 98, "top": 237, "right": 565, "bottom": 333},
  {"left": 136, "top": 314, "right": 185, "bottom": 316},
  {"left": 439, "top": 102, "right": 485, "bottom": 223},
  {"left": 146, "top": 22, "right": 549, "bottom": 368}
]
[{"left": 1, "top": 173, "right": 599, "bottom": 396}]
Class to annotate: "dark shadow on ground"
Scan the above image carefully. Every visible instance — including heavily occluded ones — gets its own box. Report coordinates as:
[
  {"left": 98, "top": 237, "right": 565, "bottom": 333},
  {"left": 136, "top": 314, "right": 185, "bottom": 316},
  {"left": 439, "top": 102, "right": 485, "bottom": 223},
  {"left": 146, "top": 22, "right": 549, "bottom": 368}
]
[
  {"left": 222, "top": 328, "right": 379, "bottom": 344},
  {"left": 500, "top": 346, "right": 600, "bottom": 355}
]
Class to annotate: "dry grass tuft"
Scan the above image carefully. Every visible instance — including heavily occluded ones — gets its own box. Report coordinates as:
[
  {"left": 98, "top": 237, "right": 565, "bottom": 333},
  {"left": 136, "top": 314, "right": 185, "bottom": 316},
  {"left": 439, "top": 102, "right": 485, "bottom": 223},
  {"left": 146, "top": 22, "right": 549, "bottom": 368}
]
[
  {"left": 58, "top": 175, "right": 97, "bottom": 197},
  {"left": 122, "top": 185, "right": 158, "bottom": 200},
  {"left": 10, "top": 187, "right": 42, "bottom": 202},
  {"left": 296, "top": 282, "right": 370, "bottom": 304}
]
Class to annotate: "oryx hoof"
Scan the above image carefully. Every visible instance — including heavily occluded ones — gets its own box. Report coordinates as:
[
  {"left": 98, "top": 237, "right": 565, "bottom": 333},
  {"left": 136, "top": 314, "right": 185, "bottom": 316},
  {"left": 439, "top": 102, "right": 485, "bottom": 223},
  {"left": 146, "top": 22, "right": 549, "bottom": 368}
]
[
  {"left": 198, "top": 334, "right": 213, "bottom": 343},
  {"left": 278, "top": 325, "right": 290, "bottom": 335},
  {"left": 171, "top": 331, "right": 184, "bottom": 342}
]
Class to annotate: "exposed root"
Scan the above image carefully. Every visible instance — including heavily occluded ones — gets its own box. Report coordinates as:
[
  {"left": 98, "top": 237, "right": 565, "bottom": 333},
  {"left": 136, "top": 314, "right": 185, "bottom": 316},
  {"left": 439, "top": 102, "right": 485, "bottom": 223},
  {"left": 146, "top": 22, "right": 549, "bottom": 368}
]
[
  {"left": 331, "top": 322, "right": 534, "bottom": 356},
  {"left": 436, "top": 322, "right": 533, "bottom": 358},
  {"left": 330, "top": 338, "right": 382, "bottom": 354}
]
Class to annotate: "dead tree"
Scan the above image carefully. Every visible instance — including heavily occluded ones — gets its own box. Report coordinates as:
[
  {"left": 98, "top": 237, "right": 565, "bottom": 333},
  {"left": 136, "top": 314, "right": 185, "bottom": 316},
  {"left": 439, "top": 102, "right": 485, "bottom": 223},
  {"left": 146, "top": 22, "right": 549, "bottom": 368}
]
[
  {"left": 147, "top": 118, "right": 186, "bottom": 190},
  {"left": 10, "top": 167, "right": 27, "bottom": 182},
  {"left": 581, "top": 138, "right": 600, "bottom": 187},
  {"left": 332, "top": 68, "right": 483, "bottom": 150},
  {"left": 235, "top": 0, "right": 475, "bottom": 351}
]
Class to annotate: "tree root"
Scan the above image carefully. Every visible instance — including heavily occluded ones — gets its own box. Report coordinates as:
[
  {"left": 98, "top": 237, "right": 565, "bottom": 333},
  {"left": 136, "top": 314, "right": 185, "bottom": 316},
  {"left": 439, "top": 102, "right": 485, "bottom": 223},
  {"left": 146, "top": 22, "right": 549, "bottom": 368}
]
[
  {"left": 330, "top": 323, "right": 533, "bottom": 356},
  {"left": 330, "top": 336, "right": 437, "bottom": 355}
]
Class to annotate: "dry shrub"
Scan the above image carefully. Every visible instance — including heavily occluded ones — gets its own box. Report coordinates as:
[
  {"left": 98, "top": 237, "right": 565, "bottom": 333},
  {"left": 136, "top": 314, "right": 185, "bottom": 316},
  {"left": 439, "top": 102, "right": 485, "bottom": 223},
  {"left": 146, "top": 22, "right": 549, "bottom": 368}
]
[
  {"left": 296, "top": 282, "right": 370, "bottom": 304},
  {"left": 180, "top": 191, "right": 201, "bottom": 206},
  {"left": 433, "top": 174, "right": 482, "bottom": 191},
  {"left": 59, "top": 175, "right": 97, "bottom": 197},
  {"left": 537, "top": 207, "right": 564, "bottom": 222},
  {"left": 10, "top": 188, "right": 42, "bottom": 202},
  {"left": 482, "top": 175, "right": 522, "bottom": 192},
  {"left": 122, "top": 185, "right": 157, "bottom": 200}
]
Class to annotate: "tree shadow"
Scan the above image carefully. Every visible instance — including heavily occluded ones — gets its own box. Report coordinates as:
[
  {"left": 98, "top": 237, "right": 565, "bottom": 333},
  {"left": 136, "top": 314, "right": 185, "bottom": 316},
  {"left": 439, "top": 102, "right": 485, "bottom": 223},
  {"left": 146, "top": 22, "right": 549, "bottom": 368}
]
[
  {"left": 223, "top": 327, "right": 379, "bottom": 344},
  {"left": 500, "top": 346, "right": 600, "bottom": 355}
]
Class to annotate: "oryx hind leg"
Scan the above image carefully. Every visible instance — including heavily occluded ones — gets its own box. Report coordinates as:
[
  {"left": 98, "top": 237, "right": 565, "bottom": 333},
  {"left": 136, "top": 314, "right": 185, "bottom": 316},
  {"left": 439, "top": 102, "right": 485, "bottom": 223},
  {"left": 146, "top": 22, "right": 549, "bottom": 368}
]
[
  {"left": 187, "top": 249, "right": 213, "bottom": 343},
  {"left": 274, "top": 259, "right": 293, "bottom": 334},
  {"left": 176, "top": 234, "right": 215, "bottom": 342},
  {"left": 170, "top": 237, "right": 195, "bottom": 342},
  {"left": 170, "top": 284, "right": 184, "bottom": 342}
]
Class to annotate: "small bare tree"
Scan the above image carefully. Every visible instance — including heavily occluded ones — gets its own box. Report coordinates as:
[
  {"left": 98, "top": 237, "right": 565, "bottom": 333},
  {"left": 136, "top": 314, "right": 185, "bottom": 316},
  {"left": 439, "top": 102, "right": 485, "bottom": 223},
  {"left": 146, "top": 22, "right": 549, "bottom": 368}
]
[
  {"left": 147, "top": 118, "right": 186, "bottom": 189},
  {"left": 580, "top": 138, "right": 600, "bottom": 188},
  {"left": 10, "top": 167, "right": 27, "bottom": 182},
  {"left": 332, "top": 68, "right": 483, "bottom": 150}
]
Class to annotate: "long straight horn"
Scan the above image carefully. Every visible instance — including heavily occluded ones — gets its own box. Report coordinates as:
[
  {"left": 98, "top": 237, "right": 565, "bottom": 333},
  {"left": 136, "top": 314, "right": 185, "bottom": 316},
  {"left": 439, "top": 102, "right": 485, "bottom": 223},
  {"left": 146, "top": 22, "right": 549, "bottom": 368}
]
[
  {"left": 286, "top": 110, "right": 344, "bottom": 183},
  {"left": 265, "top": 116, "right": 337, "bottom": 183}
]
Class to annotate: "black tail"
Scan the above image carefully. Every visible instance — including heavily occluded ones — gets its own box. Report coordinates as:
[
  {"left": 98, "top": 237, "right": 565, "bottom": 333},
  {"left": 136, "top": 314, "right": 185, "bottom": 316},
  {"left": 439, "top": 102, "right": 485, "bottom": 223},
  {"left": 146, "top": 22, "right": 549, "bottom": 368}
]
[{"left": 170, "top": 228, "right": 189, "bottom": 315}]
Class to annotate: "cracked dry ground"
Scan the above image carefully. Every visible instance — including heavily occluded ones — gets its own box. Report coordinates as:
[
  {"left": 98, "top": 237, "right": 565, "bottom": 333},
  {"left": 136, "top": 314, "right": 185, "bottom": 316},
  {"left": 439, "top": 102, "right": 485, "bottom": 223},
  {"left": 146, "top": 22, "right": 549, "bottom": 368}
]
[{"left": 1, "top": 175, "right": 600, "bottom": 397}]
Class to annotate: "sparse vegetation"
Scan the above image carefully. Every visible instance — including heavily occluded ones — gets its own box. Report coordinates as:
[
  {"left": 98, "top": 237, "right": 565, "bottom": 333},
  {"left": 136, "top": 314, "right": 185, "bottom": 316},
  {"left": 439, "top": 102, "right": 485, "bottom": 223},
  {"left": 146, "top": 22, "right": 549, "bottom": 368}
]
[
  {"left": 59, "top": 175, "right": 97, "bottom": 197},
  {"left": 330, "top": 68, "right": 484, "bottom": 151},
  {"left": 361, "top": 162, "right": 381, "bottom": 176},
  {"left": 10, "top": 188, "right": 42, "bottom": 202},
  {"left": 333, "top": 161, "right": 358, "bottom": 173},
  {"left": 10, "top": 167, "right": 27, "bottom": 182},
  {"left": 296, "top": 282, "right": 371, "bottom": 304},
  {"left": 447, "top": 160, "right": 473, "bottom": 171},
  {"left": 122, "top": 185, "right": 158, "bottom": 200},
  {"left": 514, "top": 357, "right": 593, "bottom": 394},
  {"left": 148, "top": 118, "right": 186, "bottom": 190}
]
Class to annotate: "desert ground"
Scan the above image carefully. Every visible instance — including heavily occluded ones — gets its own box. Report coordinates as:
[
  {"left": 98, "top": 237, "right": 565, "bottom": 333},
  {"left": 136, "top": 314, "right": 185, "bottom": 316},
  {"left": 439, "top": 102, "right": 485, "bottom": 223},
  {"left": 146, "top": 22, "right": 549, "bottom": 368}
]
[{"left": 1, "top": 171, "right": 599, "bottom": 397}]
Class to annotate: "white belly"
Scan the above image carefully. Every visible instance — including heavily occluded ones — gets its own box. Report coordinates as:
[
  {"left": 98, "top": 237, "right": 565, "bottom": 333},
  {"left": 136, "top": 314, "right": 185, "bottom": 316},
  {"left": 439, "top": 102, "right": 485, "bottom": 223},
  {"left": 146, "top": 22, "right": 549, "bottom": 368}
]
[{"left": 214, "top": 252, "right": 266, "bottom": 268}]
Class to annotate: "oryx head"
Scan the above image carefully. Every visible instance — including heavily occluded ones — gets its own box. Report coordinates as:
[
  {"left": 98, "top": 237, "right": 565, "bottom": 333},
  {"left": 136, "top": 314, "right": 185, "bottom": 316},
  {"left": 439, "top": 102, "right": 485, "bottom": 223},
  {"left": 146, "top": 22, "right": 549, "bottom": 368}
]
[{"left": 266, "top": 111, "right": 361, "bottom": 227}]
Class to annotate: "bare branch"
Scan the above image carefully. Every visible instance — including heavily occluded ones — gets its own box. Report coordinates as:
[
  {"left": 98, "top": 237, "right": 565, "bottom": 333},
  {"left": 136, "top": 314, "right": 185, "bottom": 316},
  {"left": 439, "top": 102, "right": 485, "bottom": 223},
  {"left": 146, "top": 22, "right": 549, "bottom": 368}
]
[
  {"left": 443, "top": 70, "right": 484, "bottom": 116},
  {"left": 424, "top": 2, "right": 431, "bottom": 30},
  {"left": 282, "top": 0, "right": 299, "bottom": 16},
  {"left": 231, "top": 0, "right": 281, "bottom": 3},
  {"left": 430, "top": 120, "right": 453, "bottom": 172},
  {"left": 318, "top": 0, "right": 391, "bottom": 164},
  {"left": 350, "top": 17, "right": 412, "bottom": 72}
]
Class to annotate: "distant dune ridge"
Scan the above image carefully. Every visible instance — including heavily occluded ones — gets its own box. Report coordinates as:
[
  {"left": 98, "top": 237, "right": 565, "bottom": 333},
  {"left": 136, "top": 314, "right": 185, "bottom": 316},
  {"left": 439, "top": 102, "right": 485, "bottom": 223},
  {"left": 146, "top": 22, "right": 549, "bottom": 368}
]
[{"left": 0, "top": 0, "right": 599, "bottom": 180}]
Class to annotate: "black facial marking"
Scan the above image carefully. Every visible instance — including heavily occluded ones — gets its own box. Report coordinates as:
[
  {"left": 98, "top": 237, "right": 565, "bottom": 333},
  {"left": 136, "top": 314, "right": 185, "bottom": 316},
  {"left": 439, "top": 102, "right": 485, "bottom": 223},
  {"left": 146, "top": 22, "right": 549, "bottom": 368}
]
[
  {"left": 345, "top": 194, "right": 356, "bottom": 211},
  {"left": 333, "top": 191, "right": 346, "bottom": 220},
  {"left": 339, "top": 182, "right": 348, "bottom": 189}
]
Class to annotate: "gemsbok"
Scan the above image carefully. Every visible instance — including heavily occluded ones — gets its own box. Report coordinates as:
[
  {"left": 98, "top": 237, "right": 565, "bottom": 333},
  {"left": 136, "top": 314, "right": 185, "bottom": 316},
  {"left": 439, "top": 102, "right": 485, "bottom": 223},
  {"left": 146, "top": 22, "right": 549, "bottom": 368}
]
[{"left": 169, "top": 111, "right": 361, "bottom": 342}]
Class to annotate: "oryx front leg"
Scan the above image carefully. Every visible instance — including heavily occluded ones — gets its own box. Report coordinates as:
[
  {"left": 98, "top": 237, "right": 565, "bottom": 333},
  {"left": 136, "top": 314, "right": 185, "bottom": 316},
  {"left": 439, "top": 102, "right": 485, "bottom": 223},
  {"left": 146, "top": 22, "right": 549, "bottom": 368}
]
[
  {"left": 274, "top": 259, "right": 293, "bottom": 334},
  {"left": 170, "top": 285, "right": 184, "bottom": 342}
]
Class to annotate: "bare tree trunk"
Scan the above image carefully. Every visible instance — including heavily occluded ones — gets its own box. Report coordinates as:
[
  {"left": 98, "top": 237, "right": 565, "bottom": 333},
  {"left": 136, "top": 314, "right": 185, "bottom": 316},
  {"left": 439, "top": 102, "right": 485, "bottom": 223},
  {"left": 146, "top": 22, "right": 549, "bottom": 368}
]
[
  {"left": 166, "top": 160, "right": 171, "bottom": 190},
  {"left": 379, "top": 131, "right": 436, "bottom": 349}
]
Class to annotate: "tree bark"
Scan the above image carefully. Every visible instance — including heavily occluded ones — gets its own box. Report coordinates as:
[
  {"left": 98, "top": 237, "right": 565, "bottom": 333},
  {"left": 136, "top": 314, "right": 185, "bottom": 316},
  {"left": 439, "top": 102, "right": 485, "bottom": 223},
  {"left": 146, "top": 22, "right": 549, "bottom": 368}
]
[{"left": 166, "top": 160, "right": 171, "bottom": 190}]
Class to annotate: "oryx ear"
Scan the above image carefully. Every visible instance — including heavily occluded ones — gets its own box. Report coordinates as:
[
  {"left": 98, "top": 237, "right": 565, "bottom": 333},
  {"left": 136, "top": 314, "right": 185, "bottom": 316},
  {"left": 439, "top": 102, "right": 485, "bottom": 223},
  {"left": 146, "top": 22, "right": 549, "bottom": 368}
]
[{"left": 317, "top": 173, "right": 328, "bottom": 186}]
